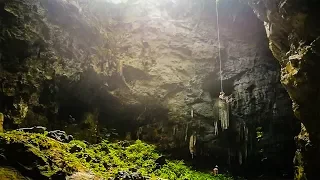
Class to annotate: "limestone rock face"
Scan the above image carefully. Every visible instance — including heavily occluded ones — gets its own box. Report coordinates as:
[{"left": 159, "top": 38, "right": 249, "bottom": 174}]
[
  {"left": 244, "top": 0, "right": 320, "bottom": 178},
  {"left": 0, "top": 0, "right": 298, "bottom": 177}
]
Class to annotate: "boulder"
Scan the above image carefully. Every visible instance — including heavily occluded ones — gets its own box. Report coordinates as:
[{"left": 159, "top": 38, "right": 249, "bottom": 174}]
[
  {"left": 66, "top": 171, "right": 104, "bottom": 180},
  {"left": 47, "top": 130, "right": 73, "bottom": 143},
  {"left": 113, "top": 171, "right": 146, "bottom": 180},
  {"left": 16, "top": 126, "right": 46, "bottom": 134}
]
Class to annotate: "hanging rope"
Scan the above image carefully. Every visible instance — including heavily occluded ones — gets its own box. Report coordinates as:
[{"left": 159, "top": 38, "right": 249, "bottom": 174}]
[{"left": 215, "top": 0, "right": 223, "bottom": 93}]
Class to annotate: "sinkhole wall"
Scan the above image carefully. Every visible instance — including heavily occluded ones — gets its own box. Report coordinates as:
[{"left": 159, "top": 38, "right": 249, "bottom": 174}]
[
  {"left": 0, "top": 0, "right": 299, "bottom": 177},
  {"left": 244, "top": 0, "right": 320, "bottom": 179}
]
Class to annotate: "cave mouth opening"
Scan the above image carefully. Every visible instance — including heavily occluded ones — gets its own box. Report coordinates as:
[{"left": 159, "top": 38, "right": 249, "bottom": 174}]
[{"left": 0, "top": 0, "right": 303, "bottom": 179}]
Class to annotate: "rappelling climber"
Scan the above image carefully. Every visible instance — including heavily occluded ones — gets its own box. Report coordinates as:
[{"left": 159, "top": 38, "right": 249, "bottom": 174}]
[
  {"left": 218, "top": 92, "right": 230, "bottom": 130},
  {"left": 219, "top": 92, "right": 226, "bottom": 100},
  {"left": 219, "top": 92, "right": 233, "bottom": 103}
]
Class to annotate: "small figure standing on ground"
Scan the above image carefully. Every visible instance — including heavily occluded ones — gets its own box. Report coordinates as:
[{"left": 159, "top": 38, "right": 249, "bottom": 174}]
[{"left": 213, "top": 165, "right": 219, "bottom": 175}]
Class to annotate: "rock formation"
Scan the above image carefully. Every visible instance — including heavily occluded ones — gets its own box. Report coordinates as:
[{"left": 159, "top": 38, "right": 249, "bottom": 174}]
[
  {"left": 244, "top": 0, "right": 320, "bottom": 179},
  {"left": 0, "top": 0, "right": 300, "bottom": 178}
]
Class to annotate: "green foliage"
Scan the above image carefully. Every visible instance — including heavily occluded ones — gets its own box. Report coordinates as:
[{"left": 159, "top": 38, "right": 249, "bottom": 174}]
[
  {"left": 0, "top": 131, "right": 233, "bottom": 179},
  {"left": 294, "top": 151, "right": 307, "bottom": 180},
  {"left": 295, "top": 165, "right": 307, "bottom": 180},
  {"left": 0, "top": 167, "right": 26, "bottom": 180},
  {"left": 0, "top": 131, "right": 86, "bottom": 177},
  {"left": 154, "top": 161, "right": 233, "bottom": 180}
]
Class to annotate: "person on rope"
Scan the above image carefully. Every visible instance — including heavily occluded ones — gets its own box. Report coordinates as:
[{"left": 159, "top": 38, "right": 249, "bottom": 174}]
[
  {"left": 219, "top": 92, "right": 226, "bottom": 100},
  {"left": 219, "top": 92, "right": 233, "bottom": 103}
]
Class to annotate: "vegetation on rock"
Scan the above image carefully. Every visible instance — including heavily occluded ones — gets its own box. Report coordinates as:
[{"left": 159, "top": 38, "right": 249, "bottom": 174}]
[
  {"left": 0, "top": 167, "right": 26, "bottom": 180},
  {"left": 0, "top": 131, "right": 232, "bottom": 179}
]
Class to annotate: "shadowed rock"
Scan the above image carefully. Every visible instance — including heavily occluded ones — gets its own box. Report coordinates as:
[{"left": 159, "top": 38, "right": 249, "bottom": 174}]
[
  {"left": 47, "top": 130, "right": 73, "bottom": 143},
  {"left": 16, "top": 126, "right": 46, "bottom": 134}
]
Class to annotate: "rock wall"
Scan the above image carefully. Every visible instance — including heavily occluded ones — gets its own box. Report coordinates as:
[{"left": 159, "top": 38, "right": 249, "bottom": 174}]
[
  {"left": 0, "top": 0, "right": 298, "bottom": 177},
  {"left": 244, "top": 0, "right": 320, "bottom": 179}
]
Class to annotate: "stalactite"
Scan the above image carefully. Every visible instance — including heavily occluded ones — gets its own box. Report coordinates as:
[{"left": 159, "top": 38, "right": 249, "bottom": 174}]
[
  {"left": 239, "top": 151, "right": 243, "bottom": 165},
  {"left": 244, "top": 125, "right": 248, "bottom": 160},
  {"left": 185, "top": 122, "right": 189, "bottom": 142},
  {"left": 214, "top": 120, "right": 218, "bottom": 135},
  {"left": 218, "top": 99, "right": 229, "bottom": 130},
  {"left": 236, "top": 122, "right": 249, "bottom": 165},
  {"left": 189, "top": 133, "right": 197, "bottom": 159},
  {"left": 173, "top": 126, "right": 176, "bottom": 136},
  {"left": 191, "top": 108, "right": 194, "bottom": 118},
  {"left": 272, "top": 102, "right": 277, "bottom": 116}
]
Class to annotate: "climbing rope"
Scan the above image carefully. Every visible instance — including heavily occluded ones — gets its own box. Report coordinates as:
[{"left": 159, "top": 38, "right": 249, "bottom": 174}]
[
  {"left": 215, "top": 0, "right": 231, "bottom": 132},
  {"left": 215, "top": 0, "right": 223, "bottom": 93}
]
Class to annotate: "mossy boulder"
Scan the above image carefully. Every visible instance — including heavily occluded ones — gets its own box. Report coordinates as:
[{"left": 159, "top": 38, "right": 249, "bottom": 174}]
[{"left": 0, "top": 131, "right": 88, "bottom": 179}]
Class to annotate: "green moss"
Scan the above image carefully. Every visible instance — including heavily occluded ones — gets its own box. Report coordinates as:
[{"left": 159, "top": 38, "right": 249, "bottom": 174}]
[
  {"left": 0, "top": 167, "right": 26, "bottom": 180},
  {"left": 153, "top": 161, "right": 233, "bottom": 180},
  {"left": 294, "top": 125, "right": 308, "bottom": 180},
  {"left": 0, "top": 131, "right": 233, "bottom": 179},
  {"left": 0, "top": 131, "right": 86, "bottom": 178}
]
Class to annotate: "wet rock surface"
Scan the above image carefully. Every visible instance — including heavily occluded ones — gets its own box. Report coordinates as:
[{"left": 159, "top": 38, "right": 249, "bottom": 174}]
[{"left": 47, "top": 130, "right": 74, "bottom": 143}]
